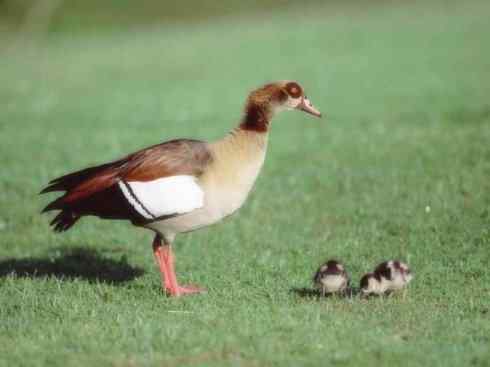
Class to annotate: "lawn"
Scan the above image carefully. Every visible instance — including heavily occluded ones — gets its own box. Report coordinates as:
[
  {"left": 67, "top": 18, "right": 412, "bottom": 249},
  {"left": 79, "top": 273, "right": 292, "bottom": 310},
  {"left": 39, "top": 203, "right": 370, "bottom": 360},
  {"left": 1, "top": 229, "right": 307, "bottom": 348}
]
[{"left": 1, "top": 0, "right": 490, "bottom": 366}]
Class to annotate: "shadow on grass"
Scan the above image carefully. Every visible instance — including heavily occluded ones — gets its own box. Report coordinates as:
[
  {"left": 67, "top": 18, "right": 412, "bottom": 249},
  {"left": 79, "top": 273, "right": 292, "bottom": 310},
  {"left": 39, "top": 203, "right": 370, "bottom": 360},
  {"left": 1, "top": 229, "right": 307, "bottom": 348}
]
[
  {"left": 291, "top": 287, "right": 359, "bottom": 299},
  {"left": 291, "top": 287, "right": 324, "bottom": 298},
  {"left": 0, "top": 247, "right": 144, "bottom": 285}
]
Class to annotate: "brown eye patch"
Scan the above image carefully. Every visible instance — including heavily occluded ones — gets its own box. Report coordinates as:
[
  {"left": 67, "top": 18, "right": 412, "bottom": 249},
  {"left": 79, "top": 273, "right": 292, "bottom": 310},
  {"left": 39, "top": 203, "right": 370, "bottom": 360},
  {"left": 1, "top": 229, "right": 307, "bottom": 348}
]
[
  {"left": 273, "top": 88, "right": 288, "bottom": 103},
  {"left": 285, "top": 82, "right": 302, "bottom": 98}
]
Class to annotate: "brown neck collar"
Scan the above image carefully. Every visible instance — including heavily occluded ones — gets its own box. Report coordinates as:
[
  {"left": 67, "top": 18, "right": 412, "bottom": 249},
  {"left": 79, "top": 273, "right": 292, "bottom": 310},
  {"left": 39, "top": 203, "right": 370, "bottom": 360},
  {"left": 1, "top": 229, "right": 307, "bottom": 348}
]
[{"left": 239, "top": 102, "right": 272, "bottom": 133}]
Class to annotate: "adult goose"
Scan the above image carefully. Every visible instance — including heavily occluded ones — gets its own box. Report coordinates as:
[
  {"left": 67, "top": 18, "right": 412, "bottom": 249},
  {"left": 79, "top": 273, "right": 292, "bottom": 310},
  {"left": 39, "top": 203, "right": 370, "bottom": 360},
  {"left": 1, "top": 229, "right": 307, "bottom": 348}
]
[{"left": 41, "top": 81, "right": 321, "bottom": 296}]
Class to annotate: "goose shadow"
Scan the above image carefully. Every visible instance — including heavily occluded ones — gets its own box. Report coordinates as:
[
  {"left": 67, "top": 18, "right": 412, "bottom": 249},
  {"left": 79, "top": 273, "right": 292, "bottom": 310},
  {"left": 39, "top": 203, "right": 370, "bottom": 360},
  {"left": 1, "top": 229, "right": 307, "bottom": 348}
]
[{"left": 0, "top": 246, "right": 144, "bottom": 285}]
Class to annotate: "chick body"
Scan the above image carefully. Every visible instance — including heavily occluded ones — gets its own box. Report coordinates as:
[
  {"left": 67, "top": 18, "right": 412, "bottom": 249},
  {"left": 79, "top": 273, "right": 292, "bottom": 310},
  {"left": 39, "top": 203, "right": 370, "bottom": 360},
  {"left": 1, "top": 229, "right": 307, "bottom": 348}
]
[
  {"left": 360, "top": 260, "right": 413, "bottom": 296},
  {"left": 313, "top": 260, "right": 349, "bottom": 296}
]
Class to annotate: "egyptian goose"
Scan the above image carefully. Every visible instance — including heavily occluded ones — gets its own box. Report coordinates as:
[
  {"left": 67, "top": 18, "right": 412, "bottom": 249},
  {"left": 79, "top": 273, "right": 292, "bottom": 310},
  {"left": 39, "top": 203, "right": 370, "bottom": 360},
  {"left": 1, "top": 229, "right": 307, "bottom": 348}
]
[
  {"left": 360, "top": 260, "right": 413, "bottom": 296},
  {"left": 41, "top": 81, "right": 321, "bottom": 297},
  {"left": 313, "top": 259, "right": 350, "bottom": 296}
]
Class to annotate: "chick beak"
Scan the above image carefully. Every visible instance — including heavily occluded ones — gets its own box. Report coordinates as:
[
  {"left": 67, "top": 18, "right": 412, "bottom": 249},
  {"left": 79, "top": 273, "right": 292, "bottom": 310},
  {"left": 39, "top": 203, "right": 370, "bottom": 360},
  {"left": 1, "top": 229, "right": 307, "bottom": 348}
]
[{"left": 297, "top": 97, "right": 322, "bottom": 118}]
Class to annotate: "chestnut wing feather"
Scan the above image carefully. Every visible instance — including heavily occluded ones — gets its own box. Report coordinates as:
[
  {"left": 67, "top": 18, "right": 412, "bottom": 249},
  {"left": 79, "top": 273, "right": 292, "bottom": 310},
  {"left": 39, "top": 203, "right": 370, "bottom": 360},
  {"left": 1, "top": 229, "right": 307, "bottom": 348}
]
[
  {"left": 46, "top": 139, "right": 211, "bottom": 203},
  {"left": 121, "top": 139, "right": 211, "bottom": 182},
  {"left": 41, "top": 139, "right": 212, "bottom": 230}
]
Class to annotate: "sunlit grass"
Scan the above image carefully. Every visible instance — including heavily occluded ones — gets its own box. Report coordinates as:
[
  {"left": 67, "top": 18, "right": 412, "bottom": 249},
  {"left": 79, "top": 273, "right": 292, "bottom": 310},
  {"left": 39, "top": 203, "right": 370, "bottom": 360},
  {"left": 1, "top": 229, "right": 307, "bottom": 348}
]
[{"left": 1, "top": 1, "right": 489, "bottom": 366}]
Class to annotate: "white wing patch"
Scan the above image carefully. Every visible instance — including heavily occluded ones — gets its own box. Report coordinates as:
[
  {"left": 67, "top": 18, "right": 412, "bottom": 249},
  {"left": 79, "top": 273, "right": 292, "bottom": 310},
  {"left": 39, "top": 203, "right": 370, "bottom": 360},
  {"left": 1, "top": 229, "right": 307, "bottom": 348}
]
[{"left": 118, "top": 175, "right": 204, "bottom": 220}]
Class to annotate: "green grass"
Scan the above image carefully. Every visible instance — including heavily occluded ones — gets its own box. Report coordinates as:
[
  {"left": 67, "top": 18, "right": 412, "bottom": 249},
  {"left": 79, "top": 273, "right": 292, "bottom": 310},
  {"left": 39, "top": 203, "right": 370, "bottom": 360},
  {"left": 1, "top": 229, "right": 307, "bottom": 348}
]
[{"left": 1, "top": 1, "right": 490, "bottom": 366}]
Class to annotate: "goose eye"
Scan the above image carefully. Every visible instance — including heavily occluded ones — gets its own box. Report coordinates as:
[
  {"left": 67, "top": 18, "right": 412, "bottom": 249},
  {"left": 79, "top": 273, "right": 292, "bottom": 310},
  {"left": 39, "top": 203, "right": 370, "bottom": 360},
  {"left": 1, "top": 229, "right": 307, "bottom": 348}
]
[{"left": 285, "top": 82, "right": 302, "bottom": 98}]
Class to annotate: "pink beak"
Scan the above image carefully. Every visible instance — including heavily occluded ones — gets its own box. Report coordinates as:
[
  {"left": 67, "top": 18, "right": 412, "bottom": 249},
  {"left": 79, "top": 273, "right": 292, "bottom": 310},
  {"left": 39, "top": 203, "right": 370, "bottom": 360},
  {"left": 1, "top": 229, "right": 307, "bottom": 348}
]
[{"left": 297, "top": 97, "right": 322, "bottom": 118}]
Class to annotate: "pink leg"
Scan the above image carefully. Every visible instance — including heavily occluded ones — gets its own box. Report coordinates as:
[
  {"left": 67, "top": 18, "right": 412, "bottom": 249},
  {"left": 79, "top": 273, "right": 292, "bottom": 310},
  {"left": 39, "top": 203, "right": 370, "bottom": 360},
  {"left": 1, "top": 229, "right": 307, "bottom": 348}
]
[{"left": 152, "top": 235, "right": 205, "bottom": 297}]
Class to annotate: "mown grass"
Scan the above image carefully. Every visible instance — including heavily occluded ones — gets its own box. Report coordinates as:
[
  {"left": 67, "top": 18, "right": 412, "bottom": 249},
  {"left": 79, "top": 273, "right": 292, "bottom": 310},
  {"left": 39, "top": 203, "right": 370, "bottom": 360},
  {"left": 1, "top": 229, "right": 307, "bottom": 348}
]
[{"left": 1, "top": 1, "right": 489, "bottom": 366}]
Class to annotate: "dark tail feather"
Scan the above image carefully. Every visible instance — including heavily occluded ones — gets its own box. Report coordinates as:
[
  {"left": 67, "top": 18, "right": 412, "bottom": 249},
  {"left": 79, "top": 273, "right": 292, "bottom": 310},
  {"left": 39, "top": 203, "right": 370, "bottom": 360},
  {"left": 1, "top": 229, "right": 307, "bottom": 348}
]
[
  {"left": 41, "top": 159, "right": 131, "bottom": 232},
  {"left": 50, "top": 211, "right": 80, "bottom": 232},
  {"left": 42, "top": 194, "right": 80, "bottom": 232},
  {"left": 41, "top": 195, "right": 68, "bottom": 213},
  {"left": 40, "top": 183, "right": 65, "bottom": 194},
  {"left": 39, "top": 160, "right": 123, "bottom": 194}
]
